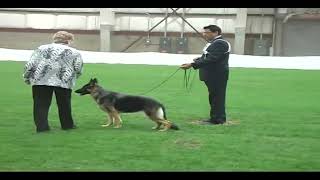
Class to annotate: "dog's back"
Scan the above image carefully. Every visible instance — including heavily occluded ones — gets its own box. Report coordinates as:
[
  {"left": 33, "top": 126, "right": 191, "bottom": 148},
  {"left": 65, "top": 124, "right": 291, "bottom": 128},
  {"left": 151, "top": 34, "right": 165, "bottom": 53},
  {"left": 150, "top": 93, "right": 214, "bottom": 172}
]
[{"left": 114, "top": 95, "right": 158, "bottom": 112}]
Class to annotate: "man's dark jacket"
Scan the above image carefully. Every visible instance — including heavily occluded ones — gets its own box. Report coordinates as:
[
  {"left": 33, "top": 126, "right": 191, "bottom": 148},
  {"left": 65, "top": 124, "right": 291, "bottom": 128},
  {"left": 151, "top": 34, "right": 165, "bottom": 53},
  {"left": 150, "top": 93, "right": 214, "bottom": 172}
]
[{"left": 191, "top": 36, "right": 230, "bottom": 81}]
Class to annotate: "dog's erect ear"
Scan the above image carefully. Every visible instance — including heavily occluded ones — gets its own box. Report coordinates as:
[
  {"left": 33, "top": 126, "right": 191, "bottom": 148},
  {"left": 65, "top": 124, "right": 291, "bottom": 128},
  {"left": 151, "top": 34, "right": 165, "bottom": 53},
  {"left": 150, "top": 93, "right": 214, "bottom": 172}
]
[
  {"left": 89, "top": 78, "right": 95, "bottom": 85},
  {"left": 89, "top": 78, "right": 98, "bottom": 86}
]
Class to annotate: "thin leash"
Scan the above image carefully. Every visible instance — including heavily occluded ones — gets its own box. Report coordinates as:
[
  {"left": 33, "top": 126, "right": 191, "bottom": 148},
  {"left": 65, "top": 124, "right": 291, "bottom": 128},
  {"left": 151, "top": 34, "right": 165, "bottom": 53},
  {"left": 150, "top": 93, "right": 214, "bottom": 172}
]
[
  {"left": 184, "top": 68, "right": 197, "bottom": 92},
  {"left": 184, "top": 69, "right": 189, "bottom": 89},
  {"left": 140, "top": 67, "right": 197, "bottom": 96},
  {"left": 140, "top": 67, "right": 181, "bottom": 95}
]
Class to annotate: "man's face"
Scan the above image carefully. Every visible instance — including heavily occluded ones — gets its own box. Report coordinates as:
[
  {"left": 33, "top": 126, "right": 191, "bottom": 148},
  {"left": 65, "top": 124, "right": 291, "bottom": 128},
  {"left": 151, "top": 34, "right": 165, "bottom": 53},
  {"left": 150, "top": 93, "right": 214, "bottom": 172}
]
[{"left": 202, "top": 29, "right": 218, "bottom": 41}]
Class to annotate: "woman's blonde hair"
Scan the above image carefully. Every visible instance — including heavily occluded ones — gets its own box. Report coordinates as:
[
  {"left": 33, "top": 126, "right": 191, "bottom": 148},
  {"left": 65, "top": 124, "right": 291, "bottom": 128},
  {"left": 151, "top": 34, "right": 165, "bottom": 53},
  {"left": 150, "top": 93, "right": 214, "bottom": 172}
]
[{"left": 52, "top": 31, "right": 74, "bottom": 44}]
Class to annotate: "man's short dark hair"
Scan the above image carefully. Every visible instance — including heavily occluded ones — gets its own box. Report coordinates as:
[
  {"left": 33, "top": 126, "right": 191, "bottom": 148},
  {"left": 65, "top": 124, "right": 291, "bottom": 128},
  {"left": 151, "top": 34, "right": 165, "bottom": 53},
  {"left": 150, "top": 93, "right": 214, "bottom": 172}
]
[{"left": 203, "top": 25, "right": 222, "bottom": 35}]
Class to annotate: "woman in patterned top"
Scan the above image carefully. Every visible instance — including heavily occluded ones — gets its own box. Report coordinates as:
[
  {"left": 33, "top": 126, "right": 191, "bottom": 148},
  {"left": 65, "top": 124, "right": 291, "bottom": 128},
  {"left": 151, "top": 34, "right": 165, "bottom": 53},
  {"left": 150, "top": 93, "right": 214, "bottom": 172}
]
[{"left": 23, "top": 31, "right": 83, "bottom": 133}]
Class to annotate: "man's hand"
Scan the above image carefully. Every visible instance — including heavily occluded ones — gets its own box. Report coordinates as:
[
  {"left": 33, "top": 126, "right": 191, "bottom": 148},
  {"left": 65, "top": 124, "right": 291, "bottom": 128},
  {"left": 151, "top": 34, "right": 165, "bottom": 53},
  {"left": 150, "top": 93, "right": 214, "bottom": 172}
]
[
  {"left": 180, "top": 63, "right": 192, "bottom": 70},
  {"left": 193, "top": 57, "right": 200, "bottom": 62}
]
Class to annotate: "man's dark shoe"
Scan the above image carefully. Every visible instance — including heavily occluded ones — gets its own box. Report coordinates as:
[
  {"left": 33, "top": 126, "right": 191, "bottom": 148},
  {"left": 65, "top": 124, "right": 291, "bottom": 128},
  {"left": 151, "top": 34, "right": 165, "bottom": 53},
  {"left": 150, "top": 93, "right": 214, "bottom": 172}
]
[
  {"left": 36, "top": 128, "right": 50, "bottom": 133},
  {"left": 211, "top": 119, "right": 226, "bottom": 124},
  {"left": 62, "top": 125, "right": 77, "bottom": 130},
  {"left": 36, "top": 126, "right": 50, "bottom": 133}
]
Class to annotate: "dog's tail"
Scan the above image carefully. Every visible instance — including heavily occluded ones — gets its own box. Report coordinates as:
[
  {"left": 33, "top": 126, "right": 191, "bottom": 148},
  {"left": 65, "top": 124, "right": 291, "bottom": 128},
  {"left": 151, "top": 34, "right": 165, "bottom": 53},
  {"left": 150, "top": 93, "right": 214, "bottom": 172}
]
[
  {"left": 160, "top": 104, "right": 179, "bottom": 130},
  {"left": 170, "top": 123, "right": 179, "bottom": 130}
]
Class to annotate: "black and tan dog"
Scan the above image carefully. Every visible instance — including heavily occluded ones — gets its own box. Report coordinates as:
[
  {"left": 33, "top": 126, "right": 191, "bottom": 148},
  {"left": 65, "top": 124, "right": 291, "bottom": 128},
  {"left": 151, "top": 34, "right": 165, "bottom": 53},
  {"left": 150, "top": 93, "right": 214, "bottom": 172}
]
[{"left": 75, "top": 78, "right": 179, "bottom": 131}]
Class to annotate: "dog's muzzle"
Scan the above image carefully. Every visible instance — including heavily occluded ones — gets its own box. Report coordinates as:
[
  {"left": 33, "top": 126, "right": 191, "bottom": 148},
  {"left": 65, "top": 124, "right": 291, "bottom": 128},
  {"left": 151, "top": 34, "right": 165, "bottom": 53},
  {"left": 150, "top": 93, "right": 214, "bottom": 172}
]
[{"left": 74, "top": 90, "right": 84, "bottom": 96}]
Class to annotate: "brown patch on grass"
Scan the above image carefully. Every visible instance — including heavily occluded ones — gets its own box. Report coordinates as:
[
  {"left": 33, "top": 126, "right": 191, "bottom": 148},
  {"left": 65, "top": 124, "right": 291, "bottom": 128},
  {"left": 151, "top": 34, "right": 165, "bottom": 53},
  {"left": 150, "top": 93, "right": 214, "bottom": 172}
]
[
  {"left": 174, "top": 138, "right": 202, "bottom": 149},
  {"left": 223, "top": 119, "right": 240, "bottom": 125},
  {"left": 188, "top": 119, "right": 240, "bottom": 125}
]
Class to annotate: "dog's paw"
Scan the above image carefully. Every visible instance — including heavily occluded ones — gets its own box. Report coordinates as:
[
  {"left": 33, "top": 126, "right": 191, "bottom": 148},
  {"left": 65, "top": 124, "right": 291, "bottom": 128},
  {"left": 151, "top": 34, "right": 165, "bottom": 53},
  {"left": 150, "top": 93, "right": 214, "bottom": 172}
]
[
  {"left": 101, "top": 124, "right": 112, "bottom": 127},
  {"left": 158, "top": 128, "right": 168, "bottom": 132},
  {"left": 113, "top": 125, "right": 122, "bottom": 128},
  {"left": 152, "top": 126, "right": 160, "bottom": 130}
]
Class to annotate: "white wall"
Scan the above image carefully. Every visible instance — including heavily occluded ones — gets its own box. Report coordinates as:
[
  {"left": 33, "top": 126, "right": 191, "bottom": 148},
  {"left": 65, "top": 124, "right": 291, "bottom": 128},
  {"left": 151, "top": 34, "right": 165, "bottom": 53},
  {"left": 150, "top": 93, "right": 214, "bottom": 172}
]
[
  {"left": 0, "top": 8, "right": 274, "bottom": 34},
  {"left": 2, "top": 47, "right": 319, "bottom": 70},
  {"left": 0, "top": 8, "right": 275, "bottom": 14}
]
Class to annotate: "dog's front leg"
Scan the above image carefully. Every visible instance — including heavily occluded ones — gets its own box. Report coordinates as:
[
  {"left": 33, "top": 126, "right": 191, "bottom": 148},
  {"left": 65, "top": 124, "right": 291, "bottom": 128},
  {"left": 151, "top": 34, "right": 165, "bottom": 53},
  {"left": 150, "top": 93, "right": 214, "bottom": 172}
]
[
  {"left": 112, "top": 111, "right": 122, "bottom": 128},
  {"left": 101, "top": 112, "right": 114, "bottom": 127}
]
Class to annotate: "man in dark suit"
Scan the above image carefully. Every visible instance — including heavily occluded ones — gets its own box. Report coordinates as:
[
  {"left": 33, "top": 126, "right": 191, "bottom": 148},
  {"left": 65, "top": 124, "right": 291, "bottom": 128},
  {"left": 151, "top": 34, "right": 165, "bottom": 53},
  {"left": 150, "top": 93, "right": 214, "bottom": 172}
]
[{"left": 180, "top": 25, "right": 231, "bottom": 124}]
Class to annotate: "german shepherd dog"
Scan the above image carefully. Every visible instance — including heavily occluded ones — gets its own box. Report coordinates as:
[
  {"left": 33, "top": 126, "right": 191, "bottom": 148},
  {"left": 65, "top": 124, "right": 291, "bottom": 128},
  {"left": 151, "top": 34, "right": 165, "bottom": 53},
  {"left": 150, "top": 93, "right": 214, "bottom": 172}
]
[{"left": 75, "top": 78, "right": 179, "bottom": 131}]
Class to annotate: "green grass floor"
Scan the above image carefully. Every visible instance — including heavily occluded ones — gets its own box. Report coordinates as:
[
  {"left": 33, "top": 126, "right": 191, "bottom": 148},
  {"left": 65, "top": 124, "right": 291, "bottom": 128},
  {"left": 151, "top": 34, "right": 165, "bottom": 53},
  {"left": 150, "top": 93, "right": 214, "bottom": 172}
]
[{"left": 0, "top": 61, "right": 319, "bottom": 171}]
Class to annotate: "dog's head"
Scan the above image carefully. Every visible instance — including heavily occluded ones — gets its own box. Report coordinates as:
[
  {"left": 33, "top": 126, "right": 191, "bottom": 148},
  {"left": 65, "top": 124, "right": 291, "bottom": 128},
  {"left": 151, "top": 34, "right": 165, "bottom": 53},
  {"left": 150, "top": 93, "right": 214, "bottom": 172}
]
[{"left": 74, "top": 78, "right": 98, "bottom": 96}]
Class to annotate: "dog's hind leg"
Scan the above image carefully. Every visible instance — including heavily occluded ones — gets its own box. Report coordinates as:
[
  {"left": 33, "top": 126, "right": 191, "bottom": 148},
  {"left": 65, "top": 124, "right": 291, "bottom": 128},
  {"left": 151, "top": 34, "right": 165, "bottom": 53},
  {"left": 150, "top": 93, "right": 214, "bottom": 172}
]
[
  {"left": 147, "top": 115, "right": 164, "bottom": 130},
  {"left": 146, "top": 107, "right": 171, "bottom": 131},
  {"left": 147, "top": 114, "right": 171, "bottom": 131},
  {"left": 153, "top": 115, "right": 177, "bottom": 131},
  {"left": 145, "top": 109, "right": 162, "bottom": 130},
  {"left": 157, "top": 120, "right": 172, "bottom": 131},
  {"left": 151, "top": 107, "right": 179, "bottom": 131},
  {"left": 151, "top": 120, "right": 162, "bottom": 130},
  {"left": 148, "top": 117, "right": 172, "bottom": 131},
  {"left": 101, "top": 112, "right": 114, "bottom": 127}
]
